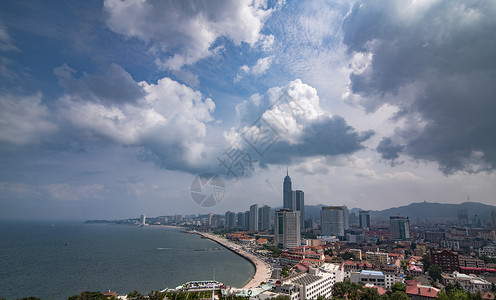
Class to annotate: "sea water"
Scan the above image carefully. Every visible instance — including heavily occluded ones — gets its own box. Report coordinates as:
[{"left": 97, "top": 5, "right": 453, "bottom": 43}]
[{"left": 0, "top": 221, "right": 254, "bottom": 300}]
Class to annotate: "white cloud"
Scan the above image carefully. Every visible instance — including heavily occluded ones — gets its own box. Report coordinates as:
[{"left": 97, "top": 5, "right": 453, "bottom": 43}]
[
  {"left": 232, "top": 80, "right": 373, "bottom": 165},
  {"left": 57, "top": 71, "right": 216, "bottom": 172},
  {"left": 0, "top": 26, "right": 17, "bottom": 51},
  {"left": 235, "top": 56, "right": 273, "bottom": 82},
  {"left": 0, "top": 93, "right": 57, "bottom": 146},
  {"left": 104, "top": 0, "right": 275, "bottom": 70}
]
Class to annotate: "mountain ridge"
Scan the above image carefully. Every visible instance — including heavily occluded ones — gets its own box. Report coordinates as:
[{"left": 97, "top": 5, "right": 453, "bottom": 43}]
[{"left": 304, "top": 201, "right": 496, "bottom": 221}]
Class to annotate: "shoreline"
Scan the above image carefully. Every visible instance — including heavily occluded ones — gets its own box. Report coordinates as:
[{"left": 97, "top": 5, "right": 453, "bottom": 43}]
[{"left": 193, "top": 231, "right": 271, "bottom": 289}]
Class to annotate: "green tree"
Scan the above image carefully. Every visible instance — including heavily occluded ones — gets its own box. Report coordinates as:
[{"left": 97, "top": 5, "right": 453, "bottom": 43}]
[
  {"left": 17, "top": 298, "right": 41, "bottom": 300},
  {"left": 127, "top": 290, "right": 145, "bottom": 300},
  {"left": 422, "top": 254, "right": 431, "bottom": 272},
  {"left": 428, "top": 264, "right": 443, "bottom": 282},
  {"left": 341, "top": 252, "right": 355, "bottom": 260},
  {"left": 331, "top": 281, "right": 361, "bottom": 300},
  {"left": 391, "top": 282, "right": 406, "bottom": 293},
  {"left": 389, "top": 291, "right": 408, "bottom": 300},
  {"left": 361, "top": 286, "right": 380, "bottom": 300},
  {"left": 67, "top": 291, "right": 108, "bottom": 300}
]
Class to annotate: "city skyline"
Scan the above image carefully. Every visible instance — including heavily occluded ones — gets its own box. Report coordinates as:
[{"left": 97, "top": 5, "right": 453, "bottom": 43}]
[{"left": 1, "top": 0, "right": 496, "bottom": 220}]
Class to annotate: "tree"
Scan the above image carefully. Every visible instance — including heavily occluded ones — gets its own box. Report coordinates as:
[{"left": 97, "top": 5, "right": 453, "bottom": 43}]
[
  {"left": 331, "top": 281, "right": 361, "bottom": 300},
  {"left": 389, "top": 291, "right": 408, "bottom": 300},
  {"left": 361, "top": 286, "right": 381, "bottom": 300},
  {"left": 422, "top": 254, "right": 431, "bottom": 272},
  {"left": 127, "top": 290, "right": 146, "bottom": 300},
  {"left": 391, "top": 282, "right": 406, "bottom": 293},
  {"left": 428, "top": 264, "right": 443, "bottom": 282},
  {"left": 67, "top": 291, "right": 108, "bottom": 300},
  {"left": 341, "top": 252, "right": 355, "bottom": 260}
]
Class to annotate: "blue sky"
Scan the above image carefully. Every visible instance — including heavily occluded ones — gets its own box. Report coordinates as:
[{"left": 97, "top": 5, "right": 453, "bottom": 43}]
[{"left": 1, "top": 0, "right": 495, "bottom": 220}]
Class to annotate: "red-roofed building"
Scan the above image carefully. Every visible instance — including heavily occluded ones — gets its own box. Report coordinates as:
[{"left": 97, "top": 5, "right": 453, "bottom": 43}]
[
  {"left": 103, "top": 291, "right": 117, "bottom": 298},
  {"left": 363, "top": 283, "right": 387, "bottom": 295},
  {"left": 459, "top": 267, "right": 496, "bottom": 276},
  {"left": 482, "top": 291, "right": 495, "bottom": 300},
  {"left": 406, "top": 285, "right": 440, "bottom": 299}
]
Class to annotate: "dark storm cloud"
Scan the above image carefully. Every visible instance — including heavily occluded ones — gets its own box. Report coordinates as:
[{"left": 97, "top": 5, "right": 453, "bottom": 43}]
[
  {"left": 376, "top": 137, "right": 403, "bottom": 161},
  {"left": 262, "top": 115, "right": 374, "bottom": 165},
  {"left": 343, "top": 0, "right": 496, "bottom": 173},
  {"left": 54, "top": 63, "right": 145, "bottom": 104}
]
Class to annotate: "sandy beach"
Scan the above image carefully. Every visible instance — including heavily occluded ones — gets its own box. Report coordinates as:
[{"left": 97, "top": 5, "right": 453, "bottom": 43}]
[{"left": 194, "top": 232, "right": 272, "bottom": 289}]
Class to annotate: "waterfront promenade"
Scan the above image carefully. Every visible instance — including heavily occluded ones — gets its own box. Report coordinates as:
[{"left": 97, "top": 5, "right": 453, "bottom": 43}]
[{"left": 195, "top": 232, "right": 271, "bottom": 289}]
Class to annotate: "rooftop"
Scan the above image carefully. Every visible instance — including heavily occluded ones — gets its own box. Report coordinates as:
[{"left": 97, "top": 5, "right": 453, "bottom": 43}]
[{"left": 360, "top": 270, "right": 384, "bottom": 276}]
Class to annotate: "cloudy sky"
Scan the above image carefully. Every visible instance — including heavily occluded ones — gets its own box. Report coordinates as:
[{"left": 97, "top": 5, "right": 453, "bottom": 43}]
[{"left": 1, "top": 0, "right": 495, "bottom": 220}]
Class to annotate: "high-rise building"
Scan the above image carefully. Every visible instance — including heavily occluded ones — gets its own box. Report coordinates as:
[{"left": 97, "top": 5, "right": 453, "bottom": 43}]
[
  {"left": 283, "top": 170, "right": 294, "bottom": 210},
  {"left": 249, "top": 204, "right": 259, "bottom": 231},
  {"left": 244, "top": 211, "right": 250, "bottom": 231},
  {"left": 343, "top": 206, "right": 350, "bottom": 230},
  {"left": 283, "top": 171, "right": 305, "bottom": 230},
  {"left": 140, "top": 214, "right": 146, "bottom": 226},
  {"left": 359, "top": 210, "right": 371, "bottom": 230},
  {"left": 321, "top": 206, "right": 345, "bottom": 237},
  {"left": 225, "top": 211, "right": 236, "bottom": 230},
  {"left": 275, "top": 209, "right": 301, "bottom": 249},
  {"left": 258, "top": 205, "right": 271, "bottom": 231},
  {"left": 492, "top": 211, "right": 496, "bottom": 228},
  {"left": 295, "top": 190, "right": 305, "bottom": 229},
  {"left": 389, "top": 216, "right": 411, "bottom": 240},
  {"left": 237, "top": 212, "right": 245, "bottom": 229}
]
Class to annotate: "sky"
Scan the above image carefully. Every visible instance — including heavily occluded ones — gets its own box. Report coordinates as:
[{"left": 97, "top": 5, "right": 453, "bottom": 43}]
[{"left": 1, "top": 0, "right": 495, "bottom": 220}]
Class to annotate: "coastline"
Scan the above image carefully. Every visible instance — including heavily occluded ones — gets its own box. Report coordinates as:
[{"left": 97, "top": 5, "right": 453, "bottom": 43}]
[{"left": 193, "top": 231, "right": 271, "bottom": 289}]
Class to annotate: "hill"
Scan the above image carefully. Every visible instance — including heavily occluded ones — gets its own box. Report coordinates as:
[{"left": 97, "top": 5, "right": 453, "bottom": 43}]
[{"left": 304, "top": 201, "right": 496, "bottom": 222}]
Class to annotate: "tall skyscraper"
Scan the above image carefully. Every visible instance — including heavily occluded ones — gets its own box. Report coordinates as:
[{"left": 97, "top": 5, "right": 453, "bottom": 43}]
[
  {"left": 283, "top": 170, "right": 293, "bottom": 210},
  {"left": 389, "top": 216, "right": 411, "bottom": 240},
  {"left": 244, "top": 211, "right": 250, "bottom": 231},
  {"left": 359, "top": 210, "right": 371, "bottom": 230},
  {"left": 295, "top": 190, "right": 305, "bottom": 229},
  {"left": 275, "top": 209, "right": 300, "bottom": 249},
  {"left": 140, "top": 214, "right": 146, "bottom": 226},
  {"left": 237, "top": 212, "right": 245, "bottom": 229},
  {"left": 343, "top": 205, "right": 350, "bottom": 230},
  {"left": 321, "top": 206, "right": 345, "bottom": 237},
  {"left": 258, "top": 205, "right": 271, "bottom": 231},
  {"left": 249, "top": 204, "right": 258, "bottom": 231},
  {"left": 225, "top": 211, "right": 236, "bottom": 230}
]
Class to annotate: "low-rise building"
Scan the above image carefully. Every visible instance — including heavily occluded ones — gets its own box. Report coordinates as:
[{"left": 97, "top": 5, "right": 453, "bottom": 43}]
[
  {"left": 459, "top": 256, "right": 485, "bottom": 268},
  {"left": 366, "top": 252, "right": 389, "bottom": 266},
  {"left": 441, "top": 272, "right": 492, "bottom": 294},
  {"left": 430, "top": 249, "right": 459, "bottom": 273},
  {"left": 405, "top": 284, "right": 440, "bottom": 300},
  {"left": 279, "top": 268, "right": 335, "bottom": 300},
  {"left": 350, "top": 270, "right": 397, "bottom": 289}
]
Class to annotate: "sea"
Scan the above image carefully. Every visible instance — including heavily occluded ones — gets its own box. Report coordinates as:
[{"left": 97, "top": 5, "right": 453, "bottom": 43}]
[{"left": 0, "top": 221, "right": 255, "bottom": 300}]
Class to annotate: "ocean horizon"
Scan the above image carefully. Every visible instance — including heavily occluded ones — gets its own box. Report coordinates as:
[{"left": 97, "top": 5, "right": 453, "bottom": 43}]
[{"left": 0, "top": 221, "right": 254, "bottom": 300}]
